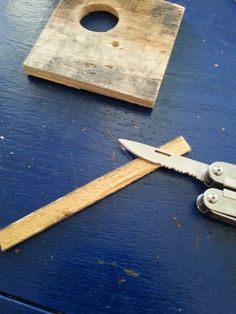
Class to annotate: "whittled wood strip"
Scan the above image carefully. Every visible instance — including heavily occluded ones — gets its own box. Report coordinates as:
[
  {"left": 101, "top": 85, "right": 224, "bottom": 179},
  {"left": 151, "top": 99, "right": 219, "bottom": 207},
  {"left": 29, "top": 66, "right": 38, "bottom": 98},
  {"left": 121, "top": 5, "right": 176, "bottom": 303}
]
[
  {"left": 23, "top": 0, "right": 184, "bottom": 108},
  {"left": 0, "top": 136, "right": 191, "bottom": 251}
]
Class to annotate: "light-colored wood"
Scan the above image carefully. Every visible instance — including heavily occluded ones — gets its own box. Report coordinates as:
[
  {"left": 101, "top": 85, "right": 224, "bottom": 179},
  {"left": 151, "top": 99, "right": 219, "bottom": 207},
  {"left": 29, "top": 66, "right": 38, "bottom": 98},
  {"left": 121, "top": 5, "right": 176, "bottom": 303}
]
[
  {"left": 23, "top": 0, "right": 184, "bottom": 108},
  {"left": 0, "top": 136, "right": 191, "bottom": 251}
]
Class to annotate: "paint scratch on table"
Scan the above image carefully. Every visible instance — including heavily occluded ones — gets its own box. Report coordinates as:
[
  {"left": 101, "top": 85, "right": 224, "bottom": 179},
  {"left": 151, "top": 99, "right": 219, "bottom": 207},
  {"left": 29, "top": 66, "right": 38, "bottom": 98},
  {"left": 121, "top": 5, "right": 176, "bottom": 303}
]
[
  {"left": 195, "top": 225, "right": 200, "bottom": 248},
  {"left": 97, "top": 260, "right": 140, "bottom": 278},
  {"left": 172, "top": 215, "right": 183, "bottom": 228}
]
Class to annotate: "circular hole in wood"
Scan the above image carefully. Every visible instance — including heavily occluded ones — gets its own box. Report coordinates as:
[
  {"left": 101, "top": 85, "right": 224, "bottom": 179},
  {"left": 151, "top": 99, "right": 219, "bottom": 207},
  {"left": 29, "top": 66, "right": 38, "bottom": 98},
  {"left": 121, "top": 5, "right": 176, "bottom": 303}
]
[{"left": 80, "top": 4, "right": 119, "bottom": 32}]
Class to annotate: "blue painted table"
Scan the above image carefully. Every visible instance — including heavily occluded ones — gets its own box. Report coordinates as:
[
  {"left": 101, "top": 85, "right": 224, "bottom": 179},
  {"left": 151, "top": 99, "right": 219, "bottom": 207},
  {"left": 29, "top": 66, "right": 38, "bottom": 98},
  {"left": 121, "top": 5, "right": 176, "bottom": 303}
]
[{"left": 0, "top": 0, "right": 236, "bottom": 313}]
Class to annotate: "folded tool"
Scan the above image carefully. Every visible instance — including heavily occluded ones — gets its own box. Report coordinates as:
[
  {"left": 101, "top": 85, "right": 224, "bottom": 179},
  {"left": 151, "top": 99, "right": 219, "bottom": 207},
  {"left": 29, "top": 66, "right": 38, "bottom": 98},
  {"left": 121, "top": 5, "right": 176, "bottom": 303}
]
[{"left": 119, "top": 139, "right": 236, "bottom": 226}]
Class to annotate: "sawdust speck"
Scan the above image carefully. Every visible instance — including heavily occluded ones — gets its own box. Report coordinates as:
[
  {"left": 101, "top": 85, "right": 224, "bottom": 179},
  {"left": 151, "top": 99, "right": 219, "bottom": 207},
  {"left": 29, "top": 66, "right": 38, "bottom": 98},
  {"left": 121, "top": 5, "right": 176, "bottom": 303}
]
[
  {"left": 110, "top": 261, "right": 117, "bottom": 267},
  {"left": 172, "top": 215, "right": 183, "bottom": 228},
  {"left": 98, "top": 260, "right": 140, "bottom": 278},
  {"left": 124, "top": 268, "right": 140, "bottom": 278},
  {"left": 118, "top": 278, "right": 126, "bottom": 284},
  {"left": 97, "top": 259, "right": 105, "bottom": 265}
]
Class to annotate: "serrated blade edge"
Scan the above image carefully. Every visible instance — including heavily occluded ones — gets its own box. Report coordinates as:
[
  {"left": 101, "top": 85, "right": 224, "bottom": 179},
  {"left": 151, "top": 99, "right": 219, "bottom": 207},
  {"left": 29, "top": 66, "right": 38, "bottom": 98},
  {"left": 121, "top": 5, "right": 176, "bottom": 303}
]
[{"left": 119, "top": 139, "right": 209, "bottom": 182}]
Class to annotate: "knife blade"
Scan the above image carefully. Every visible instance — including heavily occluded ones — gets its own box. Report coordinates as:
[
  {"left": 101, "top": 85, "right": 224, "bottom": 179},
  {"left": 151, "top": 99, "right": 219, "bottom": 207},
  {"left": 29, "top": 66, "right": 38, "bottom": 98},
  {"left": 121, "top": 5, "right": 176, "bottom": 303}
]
[
  {"left": 119, "top": 139, "right": 209, "bottom": 182},
  {"left": 119, "top": 139, "right": 236, "bottom": 226}
]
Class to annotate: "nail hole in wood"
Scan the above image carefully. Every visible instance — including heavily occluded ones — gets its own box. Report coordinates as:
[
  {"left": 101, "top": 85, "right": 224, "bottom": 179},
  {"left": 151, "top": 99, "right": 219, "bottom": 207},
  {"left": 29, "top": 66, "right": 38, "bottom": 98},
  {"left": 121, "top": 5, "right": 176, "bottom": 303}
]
[{"left": 112, "top": 41, "right": 119, "bottom": 47}]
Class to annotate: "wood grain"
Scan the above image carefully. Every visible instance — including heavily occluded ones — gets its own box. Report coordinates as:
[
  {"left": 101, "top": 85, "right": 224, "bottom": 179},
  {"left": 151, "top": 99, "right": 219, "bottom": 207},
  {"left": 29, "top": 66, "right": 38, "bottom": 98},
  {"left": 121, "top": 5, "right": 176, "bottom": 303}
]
[
  {"left": 0, "top": 136, "right": 190, "bottom": 251},
  {"left": 23, "top": 0, "right": 184, "bottom": 108}
]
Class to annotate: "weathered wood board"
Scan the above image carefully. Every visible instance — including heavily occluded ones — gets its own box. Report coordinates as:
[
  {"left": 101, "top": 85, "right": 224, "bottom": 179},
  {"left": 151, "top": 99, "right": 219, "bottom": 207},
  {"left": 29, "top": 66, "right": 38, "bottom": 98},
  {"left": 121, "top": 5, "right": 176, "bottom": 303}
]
[{"left": 23, "top": 0, "right": 184, "bottom": 108}]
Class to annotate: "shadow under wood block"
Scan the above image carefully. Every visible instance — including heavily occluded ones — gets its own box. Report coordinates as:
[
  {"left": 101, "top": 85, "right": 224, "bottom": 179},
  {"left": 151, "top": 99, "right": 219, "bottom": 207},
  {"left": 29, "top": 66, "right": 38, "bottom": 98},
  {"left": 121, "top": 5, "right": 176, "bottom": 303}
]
[{"left": 23, "top": 0, "right": 185, "bottom": 108}]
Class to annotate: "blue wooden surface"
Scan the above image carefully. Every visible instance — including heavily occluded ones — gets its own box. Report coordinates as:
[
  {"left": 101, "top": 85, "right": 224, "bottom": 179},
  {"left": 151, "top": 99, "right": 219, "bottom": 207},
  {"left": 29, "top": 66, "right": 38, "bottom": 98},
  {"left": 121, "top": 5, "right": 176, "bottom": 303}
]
[
  {"left": 0, "top": 0, "right": 236, "bottom": 313},
  {"left": 0, "top": 294, "right": 59, "bottom": 314}
]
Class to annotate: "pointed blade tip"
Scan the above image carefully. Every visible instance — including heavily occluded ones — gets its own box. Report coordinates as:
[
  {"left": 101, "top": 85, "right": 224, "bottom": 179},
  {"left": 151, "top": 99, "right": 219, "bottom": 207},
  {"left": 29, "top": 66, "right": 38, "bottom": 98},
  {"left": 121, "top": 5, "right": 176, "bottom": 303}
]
[
  {"left": 118, "top": 139, "right": 132, "bottom": 147},
  {"left": 118, "top": 138, "right": 126, "bottom": 145}
]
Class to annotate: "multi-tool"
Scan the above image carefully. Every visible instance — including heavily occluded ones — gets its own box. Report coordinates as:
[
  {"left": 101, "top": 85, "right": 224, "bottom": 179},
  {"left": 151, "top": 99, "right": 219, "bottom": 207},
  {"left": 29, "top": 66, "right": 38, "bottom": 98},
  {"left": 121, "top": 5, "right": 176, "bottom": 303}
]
[{"left": 119, "top": 139, "right": 236, "bottom": 226}]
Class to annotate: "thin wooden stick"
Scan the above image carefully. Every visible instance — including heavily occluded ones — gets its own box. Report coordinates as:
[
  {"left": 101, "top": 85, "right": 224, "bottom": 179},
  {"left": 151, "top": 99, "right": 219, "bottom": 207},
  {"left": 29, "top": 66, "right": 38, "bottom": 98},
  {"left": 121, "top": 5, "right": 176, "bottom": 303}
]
[{"left": 0, "top": 136, "right": 191, "bottom": 251}]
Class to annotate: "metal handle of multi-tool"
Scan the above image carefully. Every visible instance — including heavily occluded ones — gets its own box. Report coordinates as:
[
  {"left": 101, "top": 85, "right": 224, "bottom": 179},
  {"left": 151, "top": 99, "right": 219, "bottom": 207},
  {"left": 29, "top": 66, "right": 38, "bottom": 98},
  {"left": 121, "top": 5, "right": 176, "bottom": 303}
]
[
  {"left": 197, "top": 188, "right": 236, "bottom": 226},
  {"left": 204, "top": 162, "right": 236, "bottom": 191}
]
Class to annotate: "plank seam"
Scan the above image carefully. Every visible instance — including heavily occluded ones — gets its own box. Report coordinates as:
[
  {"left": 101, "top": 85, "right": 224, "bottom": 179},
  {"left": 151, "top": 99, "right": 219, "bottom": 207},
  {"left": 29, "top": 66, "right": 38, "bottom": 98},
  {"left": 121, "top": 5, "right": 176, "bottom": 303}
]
[{"left": 0, "top": 291, "right": 63, "bottom": 314}]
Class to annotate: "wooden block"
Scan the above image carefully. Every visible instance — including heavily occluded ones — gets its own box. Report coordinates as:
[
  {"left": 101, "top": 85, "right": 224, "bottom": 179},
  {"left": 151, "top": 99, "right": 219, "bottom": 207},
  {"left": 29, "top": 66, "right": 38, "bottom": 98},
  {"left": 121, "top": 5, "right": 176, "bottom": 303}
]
[
  {"left": 23, "top": 0, "right": 185, "bottom": 108},
  {"left": 0, "top": 136, "right": 191, "bottom": 251}
]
